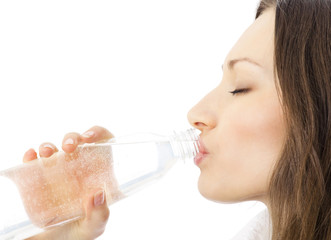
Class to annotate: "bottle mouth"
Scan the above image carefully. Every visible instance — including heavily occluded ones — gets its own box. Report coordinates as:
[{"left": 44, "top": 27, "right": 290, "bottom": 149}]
[{"left": 170, "top": 128, "right": 200, "bottom": 160}]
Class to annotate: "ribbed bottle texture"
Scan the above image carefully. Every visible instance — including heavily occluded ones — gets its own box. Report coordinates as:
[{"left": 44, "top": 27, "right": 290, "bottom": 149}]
[
  {"left": 0, "top": 129, "right": 199, "bottom": 240},
  {"left": 170, "top": 128, "right": 200, "bottom": 161}
]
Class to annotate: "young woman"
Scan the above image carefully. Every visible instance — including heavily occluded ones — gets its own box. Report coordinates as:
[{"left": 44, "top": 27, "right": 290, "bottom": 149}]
[{"left": 26, "top": 0, "right": 331, "bottom": 239}]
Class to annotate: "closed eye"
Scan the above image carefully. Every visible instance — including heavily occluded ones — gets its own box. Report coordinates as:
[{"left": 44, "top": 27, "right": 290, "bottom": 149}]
[{"left": 229, "top": 88, "right": 249, "bottom": 96}]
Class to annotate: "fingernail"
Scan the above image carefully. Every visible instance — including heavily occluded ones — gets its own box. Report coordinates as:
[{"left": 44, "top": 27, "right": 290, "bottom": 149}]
[
  {"left": 94, "top": 190, "right": 105, "bottom": 206},
  {"left": 81, "top": 131, "right": 95, "bottom": 139},
  {"left": 64, "top": 138, "right": 74, "bottom": 145},
  {"left": 43, "top": 143, "right": 54, "bottom": 150}
]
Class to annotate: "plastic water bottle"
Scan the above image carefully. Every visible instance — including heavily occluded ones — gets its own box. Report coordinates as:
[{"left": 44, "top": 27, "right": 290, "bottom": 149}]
[{"left": 0, "top": 129, "right": 199, "bottom": 240}]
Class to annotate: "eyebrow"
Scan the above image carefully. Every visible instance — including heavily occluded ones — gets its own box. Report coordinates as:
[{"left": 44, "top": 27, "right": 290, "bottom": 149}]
[{"left": 222, "top": 57, "right": 262, "bottom": 71}]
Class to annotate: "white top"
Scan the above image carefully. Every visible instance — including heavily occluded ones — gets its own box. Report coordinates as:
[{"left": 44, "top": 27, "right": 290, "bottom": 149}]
[{"left": 231, "top": 209, "right": 272, "bottom": 240}]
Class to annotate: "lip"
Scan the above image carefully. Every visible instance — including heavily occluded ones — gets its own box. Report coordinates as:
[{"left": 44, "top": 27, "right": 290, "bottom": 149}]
[{"left": 194, "top": 137, "right": 209, "bottom": 166}]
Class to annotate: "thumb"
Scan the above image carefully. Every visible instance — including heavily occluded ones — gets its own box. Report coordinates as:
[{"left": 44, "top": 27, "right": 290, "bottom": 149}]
[{"left": 78, "top": 190, "right": 110, "bottom": 239}]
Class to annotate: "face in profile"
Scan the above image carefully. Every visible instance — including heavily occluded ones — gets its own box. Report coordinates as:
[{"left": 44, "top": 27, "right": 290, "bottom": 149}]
[{"left": 188, "top": 8, "right": 286, "bottom": 204}]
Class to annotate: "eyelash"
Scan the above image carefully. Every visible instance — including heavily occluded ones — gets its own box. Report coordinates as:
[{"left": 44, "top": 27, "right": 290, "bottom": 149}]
[{"left": 229, "top": 88, "right": 249, "bottom": 96}]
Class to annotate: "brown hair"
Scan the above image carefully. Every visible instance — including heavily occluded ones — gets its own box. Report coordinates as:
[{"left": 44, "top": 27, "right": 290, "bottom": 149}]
[{"left": 256, "top": 0, "right": 331, "bottom": 239}]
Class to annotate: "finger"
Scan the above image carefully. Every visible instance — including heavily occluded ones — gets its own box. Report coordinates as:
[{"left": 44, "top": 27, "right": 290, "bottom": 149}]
[
  {"left": 78, "top": 189, "right": 110, "bottom": 239},
  {"left": 62, "top": 132, "right": 82, "bottom": 153},
  {"left": 81, "top": 126, "right": 114, "bottom": 143},
  {"left": 39, "top": 142, "right": 59, "bottom": 158},
  {"left": 23, "top": 148, "right": 38, "bottom": 163}
]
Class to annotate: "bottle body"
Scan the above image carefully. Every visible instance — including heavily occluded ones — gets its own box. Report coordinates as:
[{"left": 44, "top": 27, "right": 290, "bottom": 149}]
[{"left": 0, "top": 129, "right": 198, "bottom": 240}]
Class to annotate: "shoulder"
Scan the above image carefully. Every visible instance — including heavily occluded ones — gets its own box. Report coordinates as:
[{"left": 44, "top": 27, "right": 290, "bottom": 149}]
[{"left": 230, "top": 209, "right": 272, "bottom": 240}]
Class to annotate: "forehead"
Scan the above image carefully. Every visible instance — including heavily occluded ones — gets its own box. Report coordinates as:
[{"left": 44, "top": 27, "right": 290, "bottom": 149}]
[{"left": 225, "top": 9, "right": 275, "bottom": 72}]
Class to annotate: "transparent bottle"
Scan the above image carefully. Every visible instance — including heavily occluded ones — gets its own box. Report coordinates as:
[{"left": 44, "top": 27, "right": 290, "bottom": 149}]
[{"left": 0, "top": 129, "right": 199, "bottom": 240}]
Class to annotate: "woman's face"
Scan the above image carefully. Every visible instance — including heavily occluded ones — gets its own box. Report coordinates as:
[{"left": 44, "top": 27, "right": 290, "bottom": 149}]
[{"left": 188, "top": 8, "right": 285, "bottom": 204}]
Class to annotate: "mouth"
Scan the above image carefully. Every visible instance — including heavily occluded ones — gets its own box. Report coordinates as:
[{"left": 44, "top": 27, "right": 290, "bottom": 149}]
[{"left": 194, "top": 136, "right": 209, "bottom": 166}]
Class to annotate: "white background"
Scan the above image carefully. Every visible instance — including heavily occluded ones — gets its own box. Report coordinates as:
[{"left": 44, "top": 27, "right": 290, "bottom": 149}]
[{"left": 0, "top": 0, "right": 266, "bottom": 239}]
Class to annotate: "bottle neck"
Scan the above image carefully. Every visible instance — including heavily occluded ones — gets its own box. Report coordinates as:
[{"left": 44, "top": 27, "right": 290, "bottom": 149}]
[{"left": 169, "top": 129, "right": 200, "bottom": 161}]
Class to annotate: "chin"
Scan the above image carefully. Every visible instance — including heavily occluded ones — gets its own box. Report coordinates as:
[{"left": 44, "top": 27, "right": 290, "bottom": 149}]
[
  {"left": 197, "top": 176, "right": 233, "bottom": 203},
  {"left": 197, "top": 174, "right": 252, "bottom": 204}
]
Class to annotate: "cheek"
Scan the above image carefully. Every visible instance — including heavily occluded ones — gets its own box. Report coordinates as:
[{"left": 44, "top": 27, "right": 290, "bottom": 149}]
[
  {"left": 225, "top": 97, "right": 284, "bottom": 156},
  {"left": 199, "top": 92, "right": 285, "bottom": 202}
]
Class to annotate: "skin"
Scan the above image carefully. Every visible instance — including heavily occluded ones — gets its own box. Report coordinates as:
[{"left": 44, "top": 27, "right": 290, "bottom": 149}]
[
  {"left": 22, "top": 7, "right": 284, "bottom": 240},
  {"left": 187, "top": 8, "right": 285, "bottom": 205}
]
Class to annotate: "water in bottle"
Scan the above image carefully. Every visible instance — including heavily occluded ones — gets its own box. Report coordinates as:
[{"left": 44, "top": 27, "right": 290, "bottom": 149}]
[{"left": 0, "top": 129, "right": 199, "bottom": 239}]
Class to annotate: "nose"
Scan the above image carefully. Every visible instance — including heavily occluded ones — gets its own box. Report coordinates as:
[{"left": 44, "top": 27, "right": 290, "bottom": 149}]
[{"left": 187, "top": 90, "right": 218, "bottom": 132}]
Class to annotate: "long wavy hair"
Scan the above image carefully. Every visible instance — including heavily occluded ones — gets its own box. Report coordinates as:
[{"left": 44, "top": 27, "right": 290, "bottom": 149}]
[{"left": 256, "top": 0, "right": 331, "bottom": 239}]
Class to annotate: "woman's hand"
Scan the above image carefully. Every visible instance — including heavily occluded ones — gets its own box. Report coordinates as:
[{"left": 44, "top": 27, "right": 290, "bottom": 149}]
[{"left": 25, "top": 126, "right": 114, "bottom": 240}]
